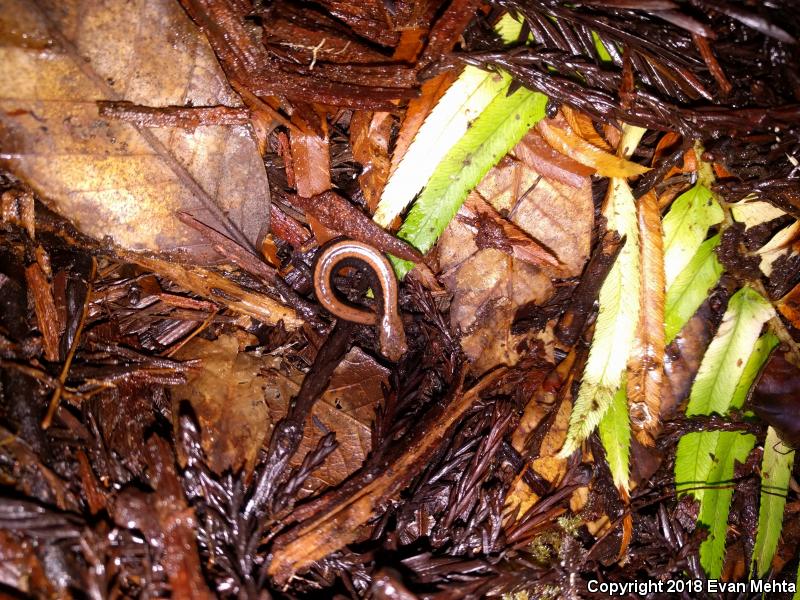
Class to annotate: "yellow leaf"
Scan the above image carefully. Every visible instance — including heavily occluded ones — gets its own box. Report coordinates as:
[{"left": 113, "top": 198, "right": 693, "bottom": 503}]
[{"left": 537, "top": 120, "right": 650, "bottom": 178}]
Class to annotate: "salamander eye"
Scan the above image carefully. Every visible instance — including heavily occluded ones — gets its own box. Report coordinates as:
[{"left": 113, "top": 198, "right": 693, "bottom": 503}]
[{"left": 747, "top": 351, "right": 800, "bottom": 449}]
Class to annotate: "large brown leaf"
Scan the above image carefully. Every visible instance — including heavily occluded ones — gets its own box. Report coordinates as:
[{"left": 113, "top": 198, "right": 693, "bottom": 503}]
[
  {"left": 438, "top": 130, "right": 593, "bottom": 372},
  {"left": 173, "top": 334, "right": 270, "bottom": 475},
  {"left": 263, "top": 346, "right": 389, "bottom": 496},
  {"left": 0, "top": 0, "right": 270, "bottom": 257},
  {"left": 474, "top": 139, "right": 594, "bottom": 278},
  {"left": 442, "top": 243, "right": 553, "bottom": 374}
]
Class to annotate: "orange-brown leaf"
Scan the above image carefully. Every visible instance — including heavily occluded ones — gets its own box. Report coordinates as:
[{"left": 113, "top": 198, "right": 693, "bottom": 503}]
[
  {"left": 290, "top": 131, "right": 331, "bottom": 198},
  {"left": 462, "top": 194, "right": 561, "bottom": 268},
  {"left": 25, "top": 261, "right": 62, "bottom": 362},
  {"left": 537, "top": 120, "right": 650, "bottom": 178},
  {"left": 561, "top": 106, "right": 612, "bottom": 151},
  {"left": 627, "top": 191, "right": 665, "bottom": 446},
  {"left": 350, "top": 110, "right": 392, "bottom": 212},
  {"left": 512, "top": 130, "right": 595, "bottom": 188}
]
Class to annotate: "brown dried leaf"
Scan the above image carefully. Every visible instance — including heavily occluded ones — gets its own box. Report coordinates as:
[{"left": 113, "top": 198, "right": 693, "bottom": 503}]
[
  {"left": 350, "top": 111, "right": 392, "bottom": 213},
  {"left": 173, "top": 334, "right": 270, "bottom": 475},
  {"left": 474, "top": 156, "right": 594, "bottom": 278},
  {"left": 627, "top": 191, "right": 666, "bottom": 446},
  {"left": 0, "top": 0, "right": 270, "bottom": 256},
  {"left": 290, "top": 131, "right": 331, "bottom": 198},
  {"left": 537, "top": 119, "right": 650, "bottom": 178},
  {"left": 436, "top": 126, "right": 593, "bottom": 372},
  {"left": 264, "top": 347, "right": 389, "bottom": 496},
  {"left": 24, "top": 261, "right": 61, "bottom": 362},
  {"left": 118, "top": 251, "right": 303, "bottom": 329},
  {"left": 445, "top": 246, "right": 553, "bottom": 373},
  {"left": 461, "top": 194, "right": 560, "bottom": 268},
  {"left": 512, "top": 129, "right": 595, "bottom": 188}
]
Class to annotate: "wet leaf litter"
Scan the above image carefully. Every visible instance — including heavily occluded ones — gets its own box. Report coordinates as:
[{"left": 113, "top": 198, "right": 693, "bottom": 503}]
[{"left": 1, "top": 0, "right": 800, "bottom": 598}]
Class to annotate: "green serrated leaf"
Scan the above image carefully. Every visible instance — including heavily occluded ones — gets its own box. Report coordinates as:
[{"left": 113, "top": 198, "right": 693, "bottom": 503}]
[
  {"left": 394, "top": 88, "right": 547, "bottom": 273},
  {"left": 752, "top": 427, "right": 795, "bottom": 578},
  {"left": 598, "top": 381, "right": 631, "bottom": 493},
  {"left": 675, "top": 431, "right": 721, "bottom": 503},
  {"left": 731, "top": 332, "right": 779, "bottom": 410},
  {"left": 664, "top": 234, "right": 724, "bottom": 344},
  {"left": 696, "top": 431, "right": 757, "bottom": 579},
  {"left": 686, "top": 287, "right": 775, "bottom": 417},
  {"left": 676, "top": 431, "right": 757, "bottom": 577},
  {"left": 662, "top": 184, "right": 724, "bottom": 288},
  {"left": 559, "top": 175, "right": 640, "bottom": 457}
]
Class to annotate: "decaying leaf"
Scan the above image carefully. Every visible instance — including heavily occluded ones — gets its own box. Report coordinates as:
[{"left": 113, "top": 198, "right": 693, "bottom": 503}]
[
  {"left": 626, "top": 191, "right": 665, "bottom": 446},
  {"left": 446, "top": 246, "right": 553, "bottom": 373},
  {"left": 0, "top": 0, "right": 270, "bottom": 256},
  {"left": 460, "top": 194, "right": 560, "bottom": 269},
  {"left": 173, "top": 334, "right": 270, "bottom": 475},
  {"left": 263, "top": 346, "right": 388, "bottom": 496},
  {"left": 474, "top": 144, "right": 594, "bottom": 278}
]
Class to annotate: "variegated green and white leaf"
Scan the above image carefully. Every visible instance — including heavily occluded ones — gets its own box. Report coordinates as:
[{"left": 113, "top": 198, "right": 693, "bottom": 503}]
[
  {"left": 664, "top": 234, "right": 724, "bottom": 344},
  {"left": 752, "top": 427, "right": 795, "bottom": 578},
  {"left": 392, "top": 88, "right": 547, "bottom": 277},
  {"left": 373, "top": 14, "right": 524, "bottom": 228},
  {"left": 662, "top": 183, "right": 723, "bottom": 288},
  {"left": 559, "top": 174, "right": 640, "bottom": 456},
  {"left": 686, "top": 286, "right": 775, "bottom": 417}
]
